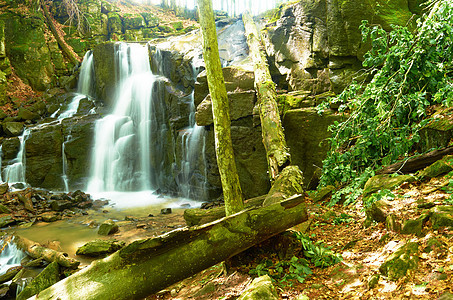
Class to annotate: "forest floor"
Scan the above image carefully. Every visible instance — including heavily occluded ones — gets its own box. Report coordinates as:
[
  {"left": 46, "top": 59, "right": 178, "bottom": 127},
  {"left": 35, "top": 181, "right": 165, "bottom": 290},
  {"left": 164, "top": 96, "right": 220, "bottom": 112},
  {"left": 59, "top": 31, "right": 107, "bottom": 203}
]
[{"left": 142, "top": 176, "right": 453, "bottom": 300}]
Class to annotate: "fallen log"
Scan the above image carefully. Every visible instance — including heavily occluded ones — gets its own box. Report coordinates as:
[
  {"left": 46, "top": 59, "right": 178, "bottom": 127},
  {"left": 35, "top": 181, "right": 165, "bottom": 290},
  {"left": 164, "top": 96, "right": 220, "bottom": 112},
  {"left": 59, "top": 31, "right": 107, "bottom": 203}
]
[
  {"left": 184, "top": 195, "right": 266, "bottom": 226},
  {"left": 377, "top": 146, "right": 453, "bottom": 175},
  {"left": 13, "top": 236, "right": 80, "bottom": 269},
  {"left": 32, "top": 195, "right": 307, "bottom": 300},
  {"left": 243, "top": 11, "right": 291, "bottom": 181}
]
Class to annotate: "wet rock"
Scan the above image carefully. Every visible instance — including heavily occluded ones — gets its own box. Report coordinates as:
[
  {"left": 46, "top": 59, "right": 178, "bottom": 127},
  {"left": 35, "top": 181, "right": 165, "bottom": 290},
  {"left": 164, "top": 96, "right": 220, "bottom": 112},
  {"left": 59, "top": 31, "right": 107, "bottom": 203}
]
[
  {"left": 92, "top": 199, "right": 109, "bottom": 209},
  {"left": 0, "top": 204, "right": 11, "bottom": 214},
  {"left": 0, "top": 266, "right": 21, "bottom": 284},
  {"left": 431, "top": 206, "right": 453, "bottom": 229},
  {"left": 23, "top": 258, "right": 46, "bottom": 268},
  {"left": 50, "top": 200, "right": 72, "bottom": 212},
  {"left": 161, "top": 208, "right": 172, "bottom": 215},
  {"left": 16, "top": 261, "right": 59, "bottom": 300},
  {"left": 17, "top": 107, "right": 39, "bottom": 121},
  {"left": 363, "top": 174, "right": 416, "bottom": 200},
  {"left": 238, "top": 275, "right": 278, "bottom": 300},
  {"left": 3, "top": 122, "right": 24, "bottom": 137},
  {"left": 40, "top": 212, "right": 61, "bottom": 222},
  {"left": 76, "top": 239, "right": 125, "bottom": 257},
  {"left": 0, "top": 215, "right": 14, "bottom": 228},
  {"left": 0, "top": 183, "right": 9, "bottom": 195},
  {"left": 98, "top": 219, "right": 119, "bottom": 236},
  {"left": 379, "top": 242, "right": 419, "bottom": 281},
  {"left": 124, "top": 216, "right": 138, "bottom": 221}
]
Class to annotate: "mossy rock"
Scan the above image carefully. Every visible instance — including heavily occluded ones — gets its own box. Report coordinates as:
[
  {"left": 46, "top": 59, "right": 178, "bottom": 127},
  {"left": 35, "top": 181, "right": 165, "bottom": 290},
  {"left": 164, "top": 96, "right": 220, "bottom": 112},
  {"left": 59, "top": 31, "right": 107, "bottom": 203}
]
[
  {"left": 123, "top": 14, "right": 145, "bottom": 30},
  {"left": 76, "top": 239, "right": 125, "bottom": 257},
  {"left": 171, "top": 21, "right": 183, "bottom": 31},
  {"left": 365, "top": 200, "right": 391, "bottom": 224},
  {"left": 107, "top": 12, "right": 122, "bottom": 35},
  {"left": 16, "top": 261, "right": 60, "bottom": 300},
  {"left": 418, "top": 155, "right": 453, "bottom": 181},
  {"left": 431, "top": 206, "right": 453, "bottom": 229},
  {"left": 401, "top": 217, "right": 424, "bottom": 236},
  {"left": 0, "top": 215, "right": 14, "bottom": 228},
  {"left": 238, "top": 275, "right": 278, "bottom": 300},
  {"left": 98, "top": 219, "right": 119, "bottom": 235},
  {"left": 363, "top": 174, "right": 416, "bottom": 199},
  {"left": 140, "top": 12, "right": 159, "bottom": 27},
  {"left": 379, "top": 242, "right": 419, "bottom": 281},
  {"left": 311, "top": 185, "right": 335, "bottom": 203},
  {"left": 418, "top": 106, "right": 453, "bottom": 151},
  {"left": 158, "top": 25, "right": 174, "bottom": 34}
]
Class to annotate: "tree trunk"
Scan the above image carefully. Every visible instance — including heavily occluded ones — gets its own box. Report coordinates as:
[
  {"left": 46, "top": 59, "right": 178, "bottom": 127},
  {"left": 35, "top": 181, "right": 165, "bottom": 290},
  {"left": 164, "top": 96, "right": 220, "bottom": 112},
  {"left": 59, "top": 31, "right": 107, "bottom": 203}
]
[
  {"left": 242, "top": 11, "right": 291, "bottom": 182},
  {"left": 31, "top": 196, "right": 307, "bottom": 300},
  {"left": 377, "top": 146, "right": 453, "bottom": 175},
  {"left": 13, "top": 236, "right": 80, "bottom": 269},
  {"left": 197, "top": 0, "right": 244, "bottom": 216},
  {"left": 40, "top": 0, "right": 81, "bottom": 65}
]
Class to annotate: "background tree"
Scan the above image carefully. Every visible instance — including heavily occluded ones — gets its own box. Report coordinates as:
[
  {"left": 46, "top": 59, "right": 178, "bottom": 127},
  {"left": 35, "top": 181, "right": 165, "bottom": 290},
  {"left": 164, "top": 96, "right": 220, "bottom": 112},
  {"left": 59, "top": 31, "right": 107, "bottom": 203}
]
[{"left": 197, "top": 0, "right": 244, "bottom": 216}]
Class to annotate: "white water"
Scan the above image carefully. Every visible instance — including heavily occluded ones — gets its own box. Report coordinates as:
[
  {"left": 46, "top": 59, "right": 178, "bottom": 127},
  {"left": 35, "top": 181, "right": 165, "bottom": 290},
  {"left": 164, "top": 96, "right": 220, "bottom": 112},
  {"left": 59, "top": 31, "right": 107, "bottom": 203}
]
[
  {"left": 178, "top": 51, "right": 208, "bottom": 200},
  {"left": 2, "top": 128, "right": 30, "bottom": 185},
  {"left": 88, "top": 43, "right": 161, "bottom": 194},
  {"left": 0, "top": 237, "right": 26, "bottom": 275}
]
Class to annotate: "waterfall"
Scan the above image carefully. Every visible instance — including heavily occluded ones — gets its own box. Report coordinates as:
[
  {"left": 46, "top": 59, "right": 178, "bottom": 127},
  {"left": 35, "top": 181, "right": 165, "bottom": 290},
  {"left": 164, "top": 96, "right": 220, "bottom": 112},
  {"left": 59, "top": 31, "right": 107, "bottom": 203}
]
[
  {"left": 88, "top": 43, "right": 170, "bottom": 193},
  {"left": 178, "top": 51, "right": 208, "bottom": 200},
  {"left": 2, "top": 128, "right": 30, "bottom": 185},
  {"left": 0, "top": 237, "right": 26, "bottom": 275}
]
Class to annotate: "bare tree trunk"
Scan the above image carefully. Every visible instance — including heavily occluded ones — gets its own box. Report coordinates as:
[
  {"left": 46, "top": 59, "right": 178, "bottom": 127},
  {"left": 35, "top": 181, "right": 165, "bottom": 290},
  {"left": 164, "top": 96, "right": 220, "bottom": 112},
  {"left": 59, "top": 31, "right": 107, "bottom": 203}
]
[
  {"left": 242, "top": 11, "right": 291, "bottom": 181},
  {"left": 31, "top": 196, "right": 307, "bottom": 300},
  {"left": 197, "top": 0, "right": 244, "bottom": 216}
]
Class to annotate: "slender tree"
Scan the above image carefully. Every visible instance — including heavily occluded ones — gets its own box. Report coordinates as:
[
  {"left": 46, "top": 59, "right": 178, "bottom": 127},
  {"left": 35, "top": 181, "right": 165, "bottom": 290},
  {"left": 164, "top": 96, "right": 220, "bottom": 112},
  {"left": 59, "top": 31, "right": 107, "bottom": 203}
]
[{"left": 197, "top": 0, "right": 244, "bottom": 216}]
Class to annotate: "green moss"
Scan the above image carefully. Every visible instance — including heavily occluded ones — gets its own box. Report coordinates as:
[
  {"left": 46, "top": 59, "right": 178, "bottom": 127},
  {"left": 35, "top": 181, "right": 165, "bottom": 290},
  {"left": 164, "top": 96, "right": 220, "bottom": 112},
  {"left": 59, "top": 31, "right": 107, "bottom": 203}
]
[
  {"left": 16, "top": 261, "right": 60, "bottom": 300},
  {"left": 171, "top": 21, "right": 183, "bottom": 31},
  {"left": 363, "top": 174, "right": 416, "bottom": 199},
  {"left": 418, "top": 155, "right": 453, "bottom": 180},
  {"left": 379, "top": 242, "right": 419, "bottom": 281}
]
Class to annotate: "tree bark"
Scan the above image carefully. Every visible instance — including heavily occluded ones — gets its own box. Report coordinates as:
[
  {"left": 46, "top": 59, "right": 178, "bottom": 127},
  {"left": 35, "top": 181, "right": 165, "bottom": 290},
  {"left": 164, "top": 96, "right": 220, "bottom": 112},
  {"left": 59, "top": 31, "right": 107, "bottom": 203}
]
[
  {"left": 197, "top": 0, "right": 244, "bottom": 216},
  {"left": 13, "top": 235, "right": 80, "bottom": 269},
  {"left": 242, "top": 11, "right": 291, "bottom": 182},
  {"left": 377, "top": 146, "right": 453, "bottom": 175},
  {"left": 40, "top": 0, "right": 81, "bottom": 65},
  {"left": 31, "top": 196, "right": 307, "bottom": 300}
]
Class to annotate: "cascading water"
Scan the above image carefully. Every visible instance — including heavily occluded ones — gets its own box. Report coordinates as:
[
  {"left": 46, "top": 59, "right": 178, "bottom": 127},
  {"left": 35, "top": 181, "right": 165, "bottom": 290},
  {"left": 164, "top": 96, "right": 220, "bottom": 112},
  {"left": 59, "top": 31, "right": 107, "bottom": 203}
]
[
  {"left": 178, "top": 51, "right": 208, "bottom": 200},
  {"left": 2, "top": 128, "right": 30, "bottom": 185},
  {"left": 0, "top": 237, "right": 26, "bottom": 275},
  {"left": 87, "top": 43, "right": 177, "bottom": 206}
]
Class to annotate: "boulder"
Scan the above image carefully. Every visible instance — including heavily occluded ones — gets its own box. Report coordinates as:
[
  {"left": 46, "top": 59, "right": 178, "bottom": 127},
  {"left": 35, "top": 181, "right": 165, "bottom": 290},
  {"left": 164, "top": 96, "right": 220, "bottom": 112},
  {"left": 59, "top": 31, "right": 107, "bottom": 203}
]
[
  {"left": 98, "top": 219, "right": 119, "bottom": 236},
  {"left": 401, "top": 217, "right": 426, "bottom": 236},
  {"left": 1, "top": 137, "right": 20, "bottom": 160},
  {"left": 17, "top": 107, "right": 40, "bottom": 121},
  {"left": 311, "top": 185, "right": 335, "bottom": 203},
  {"left": 418, "top": 155, "right": 453, "bottom": 181},
  {"left": 0, "top": 267, "right": 21, "bottom": 284},
  {"left": 283, "top": 108, "right": 345, "bottom": 186},
  {"left": 0, "top": 183, "right": 9, "bottom": 195},
  {"left": 16, "top": 261, "right": 59, "bottom": 300},
  {"left": 3, "top": 122, "right": 24, "bottom": 137},
  {"left": 379, "top": 242, "right": 419, "bottom": 281},
  {"left": 40, "top": 212, "right": 61, "bottom": 222},
  {"left": 0, "top": 215, "right": 14, "bottom": 228},
  {"left": 238, "top": 275, "right": 278, "bottom": 300},
  {"left": 365, "top": 200, "right": 391, "bottom": 224},
  {"left": 76, "top": 239, "right": 125, "bottom": 257},
  {"left": 418, "top": 106, "right": 453, "bottom": 152},
  {"left": 195, "top": 90, "right": 256, "bottom": 126},
  {"left": 363, "top": 174, "right": 416, "bottom": 200},
  {"left": 431, "top": 206, "right": 453, "bottom": 229}
]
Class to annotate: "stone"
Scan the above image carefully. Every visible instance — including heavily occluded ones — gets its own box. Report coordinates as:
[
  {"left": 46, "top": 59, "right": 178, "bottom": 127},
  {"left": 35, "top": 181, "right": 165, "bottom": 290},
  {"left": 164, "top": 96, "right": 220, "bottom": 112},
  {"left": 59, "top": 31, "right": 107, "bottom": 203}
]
[
  {"left": 161, "top": 208, "right": 172, "bottom": 215},
  {"left": 0, "top": 183, "right": 8, "bottom": 195},
  {"left": 238, "top": 275, "right": 278, "bottom": 300},
  {"left": 50, "top": 200, "right": 72, "bottom": 212},
  {"left": 76, "top": 239, "right": 125, "bottom": 257},
  {"left": 401, "top": 218, "right": 424, "bottom": 236},
  {"left": 418, "top": 155, "right": 453, "bottom": 181},
  {"left": 431, "top": 206, "right": 453, "bottom": 229},
  {"left": 123, "top": 14, "right": 145, "bottom": 30},
  {"left": 283, "top": 108, "right": 345, "bottom": 186},
  {"left": 98, "top": 219, "right": 119, "bottom": 236},
  {"left": 196, "top": 90, "right": 256, "bottom": 126},
  {"left": 385, "top": 214, "right": 401, "bottom": 233},
  {"left": 379, "top": 242, "right": 419, "bottom": 281},
  {"left": 16, "top": 261, "right": 59, "bottom": 300},
  {"left": 418, "top": 106, "right": 453, "bottom": 152},
  {"left": 311, "top": 185, "right": 335, "bottom": 203},
  {"left": 365, "top": 200, "right": 391, "bottom": 223},
  {"left": 368, "top": 274, "right": 380, "bottom": 289},
  {"left": 40, "top": 212, "right": 61, "bottom": 222},
  {"left": 0, "top": 204, "right": 11, "bottom": 214},
  {"left": 17, "top": 107, "right": 40, "bottom": 121},
  {"left": 0, "top": 215, "right": 14, "bottom": 228},
  {"left": 0, "top": 267, "right": 21, "bottom": 284},
  {"left": 2, "top": 122, "right": 24, "bottom": 137},
  {"left": 363, "top": 174, "right": 416, "bottom": 199}
]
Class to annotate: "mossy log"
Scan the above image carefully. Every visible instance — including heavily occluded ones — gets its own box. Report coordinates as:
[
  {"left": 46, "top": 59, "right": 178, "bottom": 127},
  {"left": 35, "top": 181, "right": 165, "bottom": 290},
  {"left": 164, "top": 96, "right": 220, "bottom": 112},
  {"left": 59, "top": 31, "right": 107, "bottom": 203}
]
[
  {"left": 377, "top": 146, "right": 453, "bottom": 175},
  {"left": 243, "top": 11, "right": 291, "bottom": 181},
  {"left": 184, "top": 195, "right": 266, "bottom": 226},
  {"left": 40, "top": 0, "right": 81, "bottom": 65},
  {"left": 13, "top": 235, "right": 80, "bottom": 269},
  {"left": 31, "top": 196, "right": 307, "bottom": 300}
]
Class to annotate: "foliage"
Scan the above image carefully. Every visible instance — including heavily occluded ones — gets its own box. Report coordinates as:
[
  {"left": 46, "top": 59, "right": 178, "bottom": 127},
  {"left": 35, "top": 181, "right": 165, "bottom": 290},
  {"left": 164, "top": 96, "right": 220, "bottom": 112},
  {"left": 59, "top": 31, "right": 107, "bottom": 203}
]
[
  {"left": 318, "top": 0, "right": 453, "bottom": 204},
  {"left": 332, "top": 213, "right": 354, "bottom": 225},
  {"left": 249, "top": 232, "right": 342, "bottom": 286},
  {"left": 441, "top": 170, "right": 453, "bottom": 204},
  {"left": 364, "top": 189, "right": 395, "bottom": 208}
]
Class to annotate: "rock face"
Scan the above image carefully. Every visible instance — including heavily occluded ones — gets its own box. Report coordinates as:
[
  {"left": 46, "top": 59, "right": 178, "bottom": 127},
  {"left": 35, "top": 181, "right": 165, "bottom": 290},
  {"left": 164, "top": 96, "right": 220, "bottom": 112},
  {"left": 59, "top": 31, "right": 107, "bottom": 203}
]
[{"left": 263, "top": 0, "right": 420, "bottom": 92}]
